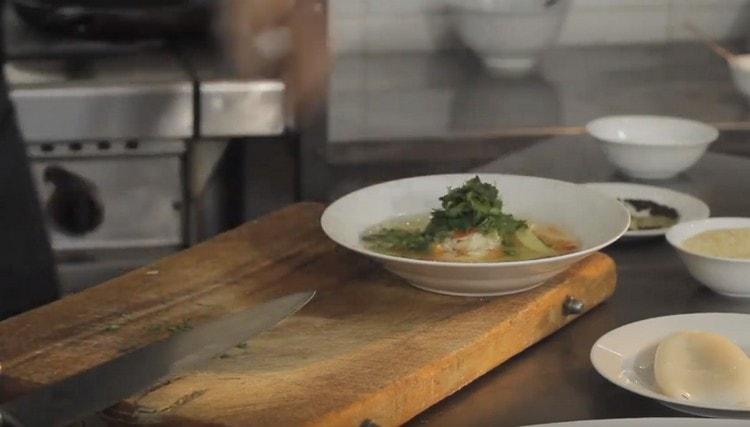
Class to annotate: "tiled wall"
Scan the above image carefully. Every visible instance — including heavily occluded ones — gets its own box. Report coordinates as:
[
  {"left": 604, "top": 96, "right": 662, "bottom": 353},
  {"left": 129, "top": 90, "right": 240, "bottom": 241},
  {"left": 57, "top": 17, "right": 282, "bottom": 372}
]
[{"left": 330, "top": 0, "right": 750, "bottom": 54}]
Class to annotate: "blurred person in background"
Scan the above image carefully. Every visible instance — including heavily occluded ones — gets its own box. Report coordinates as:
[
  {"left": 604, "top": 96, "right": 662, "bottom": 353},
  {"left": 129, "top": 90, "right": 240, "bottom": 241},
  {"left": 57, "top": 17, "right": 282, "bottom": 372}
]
[
  {"left": 0, "top": 0, "right": 328, "bottom": 320},
  {"left": 219, "top": 0, "right": 328, "bottom": 114}
]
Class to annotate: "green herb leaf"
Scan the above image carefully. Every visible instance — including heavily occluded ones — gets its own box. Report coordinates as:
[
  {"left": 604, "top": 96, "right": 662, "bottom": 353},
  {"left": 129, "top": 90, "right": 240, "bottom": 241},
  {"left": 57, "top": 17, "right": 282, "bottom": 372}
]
[
  {"left": 425, "top": 176, "right": 526, "bottom": 238},
  {"left": 362, "top": 228, "right": 432, "bottom": 253},
  {"left": 361, "top": 176, "right": 526, "bottom": 254}
]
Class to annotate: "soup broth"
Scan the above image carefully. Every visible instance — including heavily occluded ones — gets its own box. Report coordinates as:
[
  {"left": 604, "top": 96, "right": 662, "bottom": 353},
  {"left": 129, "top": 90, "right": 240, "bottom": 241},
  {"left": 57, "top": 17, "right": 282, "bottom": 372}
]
[
  {"left": 362, "top": 214, "right": 579, "bottom": 262},
  {"left": 682, "top": 227, "right": 750, "bottom": 259},
  {"left": 360, "top": 176, "right": 580, "bottom": 263}
]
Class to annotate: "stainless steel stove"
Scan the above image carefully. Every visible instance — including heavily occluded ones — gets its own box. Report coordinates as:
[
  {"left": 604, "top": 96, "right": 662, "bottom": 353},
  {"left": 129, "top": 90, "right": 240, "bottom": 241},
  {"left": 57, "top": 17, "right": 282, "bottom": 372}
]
[{"left": 3, "top": 4, "right": 288, "bottom": 294}]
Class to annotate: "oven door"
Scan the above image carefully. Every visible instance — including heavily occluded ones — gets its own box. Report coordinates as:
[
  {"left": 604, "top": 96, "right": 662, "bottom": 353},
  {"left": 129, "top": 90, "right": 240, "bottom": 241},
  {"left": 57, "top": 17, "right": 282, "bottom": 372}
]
[{"left": 28, "top": 139, "right": 186, "bottom": 293}]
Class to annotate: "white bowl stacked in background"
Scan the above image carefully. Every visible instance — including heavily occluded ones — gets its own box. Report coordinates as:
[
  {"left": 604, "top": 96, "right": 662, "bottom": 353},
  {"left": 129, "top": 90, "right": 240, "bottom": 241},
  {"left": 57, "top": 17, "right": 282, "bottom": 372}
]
[
  {"left": 586, "top": 116, "right": 719, "bottom": 180},
  {"left": 446, "top": 0, "right": 570, "bottom": 77},
  {"left": 322, "top": 174, "right": 629, "bottom": 297}
]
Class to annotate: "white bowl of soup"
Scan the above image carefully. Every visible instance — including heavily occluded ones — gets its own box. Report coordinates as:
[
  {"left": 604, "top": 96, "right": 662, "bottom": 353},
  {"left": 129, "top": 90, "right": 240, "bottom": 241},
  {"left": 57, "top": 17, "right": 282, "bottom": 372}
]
[
  {"left": 321, "top": 174, "right": 630, "bottom": 296},
  {"left": 586, "top": 116, "right": 718, "bottom": 180},
  {"left": 667, "top": 217, "right": 750, "bottom": 298}
]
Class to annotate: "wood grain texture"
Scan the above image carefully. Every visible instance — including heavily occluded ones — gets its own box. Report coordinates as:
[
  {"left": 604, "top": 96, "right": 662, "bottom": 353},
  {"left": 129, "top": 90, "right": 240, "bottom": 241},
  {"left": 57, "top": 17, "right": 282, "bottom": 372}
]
[{"left": 0, "top": 203, "right": 616, "bottom": 426}]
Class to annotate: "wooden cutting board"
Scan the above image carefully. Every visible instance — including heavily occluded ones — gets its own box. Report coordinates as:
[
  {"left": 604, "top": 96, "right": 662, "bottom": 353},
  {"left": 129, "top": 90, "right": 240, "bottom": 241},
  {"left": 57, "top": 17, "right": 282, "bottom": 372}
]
[{"left": 0, "top": 203, "right": 616, "bottom": 426}]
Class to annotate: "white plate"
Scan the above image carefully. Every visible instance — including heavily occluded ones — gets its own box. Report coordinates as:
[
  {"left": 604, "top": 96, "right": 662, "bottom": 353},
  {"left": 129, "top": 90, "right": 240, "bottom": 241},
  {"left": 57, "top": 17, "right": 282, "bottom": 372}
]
[
  {"left": 321, "top": 174, "right": 630, "bottom": 297},
  {"left": 585, "top": 183, "right": 710, "bottom": 239},
  {"left": 523, "top": 419, "right": 749, "bottom": 427},
  {"left": 590, "top": 313, "right": 750, "bottom": 418}
]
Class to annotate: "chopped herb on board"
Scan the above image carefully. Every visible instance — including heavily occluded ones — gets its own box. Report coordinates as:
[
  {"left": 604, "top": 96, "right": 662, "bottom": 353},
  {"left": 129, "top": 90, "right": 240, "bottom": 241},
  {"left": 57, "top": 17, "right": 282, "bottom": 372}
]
[
  {"left": 167, "top": 322, "right": 194, "bottom": 334},
  {"left": 146, "top": 319, "right": 194, "bottom": 335}
]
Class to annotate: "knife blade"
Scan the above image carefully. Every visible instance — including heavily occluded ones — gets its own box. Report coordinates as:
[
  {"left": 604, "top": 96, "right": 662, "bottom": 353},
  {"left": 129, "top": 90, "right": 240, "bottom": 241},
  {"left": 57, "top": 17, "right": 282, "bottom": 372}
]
[{"left": 0, "top": 290, "right": 315, "bottom": 427}]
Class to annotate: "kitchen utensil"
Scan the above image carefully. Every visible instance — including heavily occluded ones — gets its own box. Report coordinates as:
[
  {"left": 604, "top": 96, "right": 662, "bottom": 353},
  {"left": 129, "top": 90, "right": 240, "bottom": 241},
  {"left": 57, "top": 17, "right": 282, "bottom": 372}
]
[
  {"left": 591, "top": 313, "right": 750, "bottom": 418},
  {"left": 321, "top": 174, "right": 628, "bottom": 296},
  {"left": 586, "top": 116, "right": 718, "bottom": 180},
  {"left": 684, "top": 23, "right": 735, "bottom": 62},
  {"left": 0, "top": 203, "right": 617, "bottom": 426},
  {"left": 666, "top": 217, "right": 750, "bottom": 297},
  {"left": 0, "top": 291, "right": 315, "bottom": 426},
  {"left": 584, "top": 182, "right": 710, "bottom": 240},
  {"left": 681, "top": 23, "right": 750, "bottom": 100}
]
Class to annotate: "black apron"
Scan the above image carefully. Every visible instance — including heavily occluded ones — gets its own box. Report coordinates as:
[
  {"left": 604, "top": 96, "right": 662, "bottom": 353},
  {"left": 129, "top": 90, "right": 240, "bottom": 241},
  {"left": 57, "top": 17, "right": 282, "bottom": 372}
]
[{"left": 0, "top": 1, "right": 59, "bottom": 320}]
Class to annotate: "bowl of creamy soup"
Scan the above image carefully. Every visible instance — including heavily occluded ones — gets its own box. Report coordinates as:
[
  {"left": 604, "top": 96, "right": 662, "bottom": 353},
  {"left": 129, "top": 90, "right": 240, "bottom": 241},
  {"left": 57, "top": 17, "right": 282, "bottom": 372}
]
[
  {"left": 667, "top": 218, "right": 750, "bottom": 298},
  {"left": 321, "top": 174, "right": 630, "bottom": 296}
]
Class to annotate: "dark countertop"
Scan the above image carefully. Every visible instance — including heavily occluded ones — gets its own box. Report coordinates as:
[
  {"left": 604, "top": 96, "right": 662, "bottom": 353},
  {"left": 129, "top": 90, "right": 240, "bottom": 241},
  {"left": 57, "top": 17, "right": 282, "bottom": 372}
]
[
  {"left": 404, "top": 139, "right": 750, "bottom": 427},
  {"left": 330, "top": 43, "right": 750, "bottom": 145}
]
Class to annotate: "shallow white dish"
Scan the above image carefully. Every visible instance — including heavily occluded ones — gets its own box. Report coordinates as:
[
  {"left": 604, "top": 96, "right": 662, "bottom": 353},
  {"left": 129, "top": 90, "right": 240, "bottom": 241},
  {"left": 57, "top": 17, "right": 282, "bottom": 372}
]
[
  {"left": 590, "top": 313, "right": 750, "bottom": 418},
  {"left": 585, "top": 182, "right": 710, "bottom": 239},
  {"left": 321, "top": 174, "right": 629, "bottom": 297},
  {"left": 666, "top": 217, "right": 750, "bottom": 298},
  {"left": 586, "top": 116, "right": 718, "bottom": 180},
  {"left": 523, "top": 418, "right": 749, "bottom": 427}
]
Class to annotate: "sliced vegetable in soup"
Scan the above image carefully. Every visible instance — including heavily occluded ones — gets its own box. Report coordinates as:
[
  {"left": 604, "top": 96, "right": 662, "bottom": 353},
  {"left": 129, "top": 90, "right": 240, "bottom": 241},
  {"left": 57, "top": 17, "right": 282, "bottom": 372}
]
[{"left": 361, "top": 176, "right": 579, "bottom": 262}]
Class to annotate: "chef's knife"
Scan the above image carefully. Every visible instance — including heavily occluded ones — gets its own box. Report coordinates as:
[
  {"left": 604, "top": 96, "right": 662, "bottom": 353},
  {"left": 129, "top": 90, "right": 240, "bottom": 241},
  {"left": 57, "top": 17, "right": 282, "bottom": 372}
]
[{"left": 0, "top": 291, "right": 315, "bottom": 427}]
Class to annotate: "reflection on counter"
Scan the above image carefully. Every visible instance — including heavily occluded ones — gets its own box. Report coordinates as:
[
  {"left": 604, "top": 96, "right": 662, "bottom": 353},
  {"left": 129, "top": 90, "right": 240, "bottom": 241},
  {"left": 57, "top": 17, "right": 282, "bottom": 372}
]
[
  {"left": 316, "top": 41, "right": 750, "bottom": 202},
  {"left": 330, "top": 43, "right": 750, "bottom": 144},
  {"left": 450, "top": 68, "right": 560, "bottom": 131}
]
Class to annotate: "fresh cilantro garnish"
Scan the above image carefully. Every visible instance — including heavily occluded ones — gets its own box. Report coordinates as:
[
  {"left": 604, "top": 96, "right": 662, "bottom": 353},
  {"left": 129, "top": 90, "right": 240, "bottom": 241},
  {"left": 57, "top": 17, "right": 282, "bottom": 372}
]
[
  {"left": 424, "top": 176, "right": 526, "bottom": 239},
  {"left": 363, "top": 176, "right": 526, "bottom": 255}
]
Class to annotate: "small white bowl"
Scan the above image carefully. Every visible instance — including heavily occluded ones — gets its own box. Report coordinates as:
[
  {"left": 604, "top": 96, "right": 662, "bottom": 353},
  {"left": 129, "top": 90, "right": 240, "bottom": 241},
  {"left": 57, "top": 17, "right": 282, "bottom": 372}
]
[
  {"left": 666, "top": 217, "right": 750, "bottom": 298},
  {"left": 586, "top": 116, "right": 718, "bottom": 180},
  {"left": 321, "top": 174, "right": 629, "bottom": 297},
  {"left": 729, "top": 55, "right": 750, "bottom": 98}
]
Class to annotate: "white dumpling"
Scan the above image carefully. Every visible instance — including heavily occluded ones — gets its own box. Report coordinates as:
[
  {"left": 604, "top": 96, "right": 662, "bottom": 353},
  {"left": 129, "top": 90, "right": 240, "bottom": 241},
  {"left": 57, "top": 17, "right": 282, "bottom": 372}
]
[{"left": 654, "top": 331, "right": 750, "bottom": 408}]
